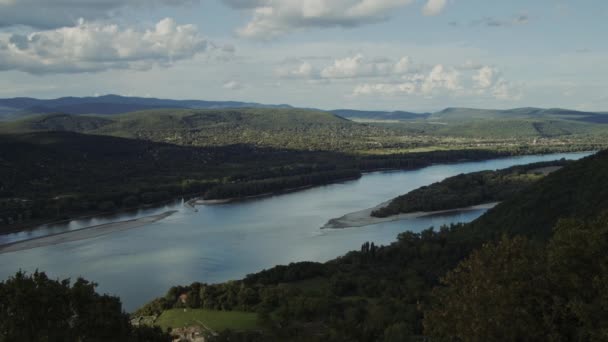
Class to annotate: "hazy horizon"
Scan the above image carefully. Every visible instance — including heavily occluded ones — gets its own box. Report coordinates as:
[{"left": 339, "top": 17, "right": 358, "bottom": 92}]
[{"left": 1, "top": 1, "right": 607, "bottom": 112}]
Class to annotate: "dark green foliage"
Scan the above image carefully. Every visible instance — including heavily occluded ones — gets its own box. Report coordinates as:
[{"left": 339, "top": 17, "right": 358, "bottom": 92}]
[
  {"left": 136, "top": 225, "right": 480, "bottom": 341},
  {"left": 372, "top": 160, "right": 570, "bottom": 217},
  {"left": 204, "top": 169, "right": 361, "bottom": 199},
  {"left": 0, "top": 271, "right": 170, "bottom": 342},
  {"left": 469, "top": 149, "right": 608, "bottom": 239},
  {"left": 423, "top": 236, "right": 550, "bottom": 341},
  {"left": 424, "top": 213, "right": 608, "bottom": 341},
  {"left": 0, "top": 130, "right": 517, "bottom": 232},
  {"left": 137, "top": 149, "right": 608, "bottom": 340}
]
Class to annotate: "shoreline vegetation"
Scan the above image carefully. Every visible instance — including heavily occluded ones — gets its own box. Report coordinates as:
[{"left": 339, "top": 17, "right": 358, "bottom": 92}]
[
  {"left": 1, "top": 152, "right": 588, "bottom": 241},
  {"left": 0, "top": 156, "right": 577, "bottom": 252},
  {"left": 321, "top": 202, "right": 499, "bottom": 229},
  {"left": 324, "top": 160, "right": 570, "bottom": 229},
  {"left": 0, "top": 210, "right": 177, "bottom": 254},
  {"left": 0, "top": 142, "right": 515, "bottom": 234}
]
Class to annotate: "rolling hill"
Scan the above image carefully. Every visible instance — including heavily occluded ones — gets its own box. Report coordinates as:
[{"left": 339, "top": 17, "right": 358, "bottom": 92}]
[
  {"left": 0, "top": 108, "right": 395, "bottom": 152},
  {"left": 466, "top": 149, "right": 608, "bottom": 239},
  {"left": 330, "top": 109, "right": 430, "bottom": 121},
  {"left": 0, "top": 94, "right": 292, "bottom": 120},
  {"left": 430, "top": 106, "right": 607, "bottom": 121}
]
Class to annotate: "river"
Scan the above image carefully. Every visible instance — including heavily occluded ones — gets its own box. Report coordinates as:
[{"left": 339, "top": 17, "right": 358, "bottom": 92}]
[{"left": 0, "top": 152, "right": 592, "bottom": 311}]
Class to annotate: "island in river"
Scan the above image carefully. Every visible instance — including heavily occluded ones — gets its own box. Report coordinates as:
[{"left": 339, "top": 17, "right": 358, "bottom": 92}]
[{"left": 323, "top": 160, "right": 569, "bottom": 229}]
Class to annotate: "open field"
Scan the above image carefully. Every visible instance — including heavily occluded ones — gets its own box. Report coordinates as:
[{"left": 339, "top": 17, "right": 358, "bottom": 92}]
[{"left": 154, "top": 309, "right": 259, "bottom": 332}]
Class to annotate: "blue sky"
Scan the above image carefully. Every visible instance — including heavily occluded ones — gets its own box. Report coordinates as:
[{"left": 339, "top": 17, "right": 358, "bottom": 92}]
[{"left": 0, "top": 0, "right": 606, "bottom": 112}]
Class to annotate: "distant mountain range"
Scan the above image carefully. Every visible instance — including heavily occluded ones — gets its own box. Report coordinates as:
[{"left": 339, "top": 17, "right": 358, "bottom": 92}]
[
  {"left": 430, "top": 107, "right": 608, "bottom": 123},
  {"left": 329, "top": 109, "right": 431, "bottom": 121},
  {"left": 0, "top": 94, "right": 292, "bottom": 120},
  {"left": 0, "top": 94, "right": 606, "bottom": 123}
]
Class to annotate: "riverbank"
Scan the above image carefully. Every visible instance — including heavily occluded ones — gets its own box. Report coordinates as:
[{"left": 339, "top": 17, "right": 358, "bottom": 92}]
[
  {"left": 190, "top": 177, "right": 362, "bottom": 206},
  {"left": 322, "top": 202, "right": 499, "bottom": 229},
  {"left": 0, "top": 210, "right": 177, "bottom": 254}
]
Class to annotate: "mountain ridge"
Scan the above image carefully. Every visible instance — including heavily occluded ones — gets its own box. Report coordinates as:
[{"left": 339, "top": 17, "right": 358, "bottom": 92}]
[{"left": 1, "top": 94, "right": 607, "bottom": 122}]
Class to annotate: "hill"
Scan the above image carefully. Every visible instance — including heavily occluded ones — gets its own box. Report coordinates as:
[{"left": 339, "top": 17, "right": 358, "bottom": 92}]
[
  {"left": 468, "top": 149, "right": 608, "bottom": 239},
  {"left": 0, "top": 113, "right": 113, "bottom": 132},
  {"left": 330, "top": 109, "right": 430, "bottom": 121},
  {"left": 430, "top": 107, "right": 605, "bottom": 121},
  {"left": 0, "top": 94, "right": 292, "bottom": 119},
  {"left": 0, "top": 109, "right": 399, "bottom": 152},
  {"left": 3, "top": 106, "right": 607, "bottom": 154}
]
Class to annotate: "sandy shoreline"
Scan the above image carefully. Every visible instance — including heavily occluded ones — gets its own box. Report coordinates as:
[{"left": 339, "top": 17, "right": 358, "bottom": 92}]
[
  {"left": 321, "top": 202, "right": 499, "bottom": 229},
  {"left": 0, "top": 210, "right": 177, "bottom": 255}
]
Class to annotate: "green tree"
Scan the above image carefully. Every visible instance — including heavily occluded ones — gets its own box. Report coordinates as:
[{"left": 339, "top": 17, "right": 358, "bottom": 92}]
[
  {"left": 0, "top": 271, "right": 169, "bottom": 342},
  {"left": 423, "top": 236, "right": 552, "bottom": 341}
]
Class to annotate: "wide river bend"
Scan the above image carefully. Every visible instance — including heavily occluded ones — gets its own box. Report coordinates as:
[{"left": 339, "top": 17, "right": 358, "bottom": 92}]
[{"left": 0, "top": 152, "right": 591, "bottom": 311}]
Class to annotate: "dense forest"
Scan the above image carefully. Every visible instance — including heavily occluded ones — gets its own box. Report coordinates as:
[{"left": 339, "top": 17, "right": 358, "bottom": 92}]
[
  {"left": 0, "top": 131, "right": 520, "bottom": 232},
  {"left": 0, "top": 271, "right": 169, "bottom": 341},
  {"left": 468, "top": 149, "right": 608, "bottom": 240},
  {"left": 372, "top": 159, "right": 571, "bottom": 217},
  {"left": 129, "top": 150, "right": 608, "bottom": 341}
]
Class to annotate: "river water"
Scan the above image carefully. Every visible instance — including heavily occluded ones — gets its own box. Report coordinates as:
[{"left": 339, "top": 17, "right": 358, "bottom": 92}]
[{"left": 0, "top": 152, "right": 591, "bottom": 311}]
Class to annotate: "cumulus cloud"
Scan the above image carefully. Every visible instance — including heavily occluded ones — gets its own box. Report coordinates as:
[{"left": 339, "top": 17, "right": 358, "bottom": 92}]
[
  {"left": 473, "top": 66, "right": 497, "bottom": 89},
  {"left": 471, "top": 66, "right": 520, "bottom": 99},
  {"left": 276, "top": 61, "right": 319, "bottom": 79},
  {"left": 352, "top": 61, "right": 520, "bottom": 100},
  {"left": 353, "top": 64, "right": 460, "bottom": 96},
  {"left": 0, "top": 0, "right": 198, "bottom": 29},
  {"left": 0, "top": 18, "right": 217, "bottom": 74},
  {"left": 278, "top": 54, "right": 416, "bottom": 80},
  {"left": 222, "top": 0, "right": 438, "bottom": 38},
  {"left": 422, "top": 0, "right": 447, "bottom": 16}
]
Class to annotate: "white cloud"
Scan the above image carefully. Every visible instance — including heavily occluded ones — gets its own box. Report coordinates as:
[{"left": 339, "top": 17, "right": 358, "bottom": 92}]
[
  {"left": 351, "top": 62, "right": 522, "bottom": 100},
  {"left": 276, "top": 61, "right": 319, "bottom": 79},
  {"left": 393, "top": 56, "right": 412, "bottom": 74},
  {"left": 353, "top": 82, "right": 416, "bottom": 95},
  {"left": 473, "top": 66, "right": 497, "bottom": 89},
  {"left": 278, "top": 54, "right": 417, "bottom": 80},
  {"left": 0, "top": 18, "right": 216, "bottom": 74},
  {"left": 222, "top": 80, "right": 243, "bottom": 90},
  {"left": 422, "top": 0, "right": 447, "bottom": 16},
  {"left": 492, "top": 79, "right": 521, "bottom": 100},
  {"left": 321, "top": 54, "right": 378, "bottom": 78},
  {"left": 353, "top": 64, "right": 460, "bottom": 96},
  {"left": 471, "top": 66, "right": 521, "bottom": 100},
  {"left": 421, "top": 64, "right": 460, "bottom": 93},
  {"left": 223, "top": 0, "right": 426, "bottom": 38},
  {"left": 0, "top": 0, "right": 198, "bottom": 29}
]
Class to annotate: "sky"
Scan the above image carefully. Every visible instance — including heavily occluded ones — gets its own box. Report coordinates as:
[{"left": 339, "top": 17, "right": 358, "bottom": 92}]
[{"left": 0, "top": 0, "right": 606, "bottom": 112}]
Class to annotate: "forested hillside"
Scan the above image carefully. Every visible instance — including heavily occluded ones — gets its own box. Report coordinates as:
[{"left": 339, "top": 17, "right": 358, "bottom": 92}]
[
  {"left": 469, "top": 149, "right": 608, "bottom": 239},
  {"left": 371, "top": 160, "right": 570, "bottom": 217},
  {"left": 2, "top": 106, "right": 608, "bottom": 153}
]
